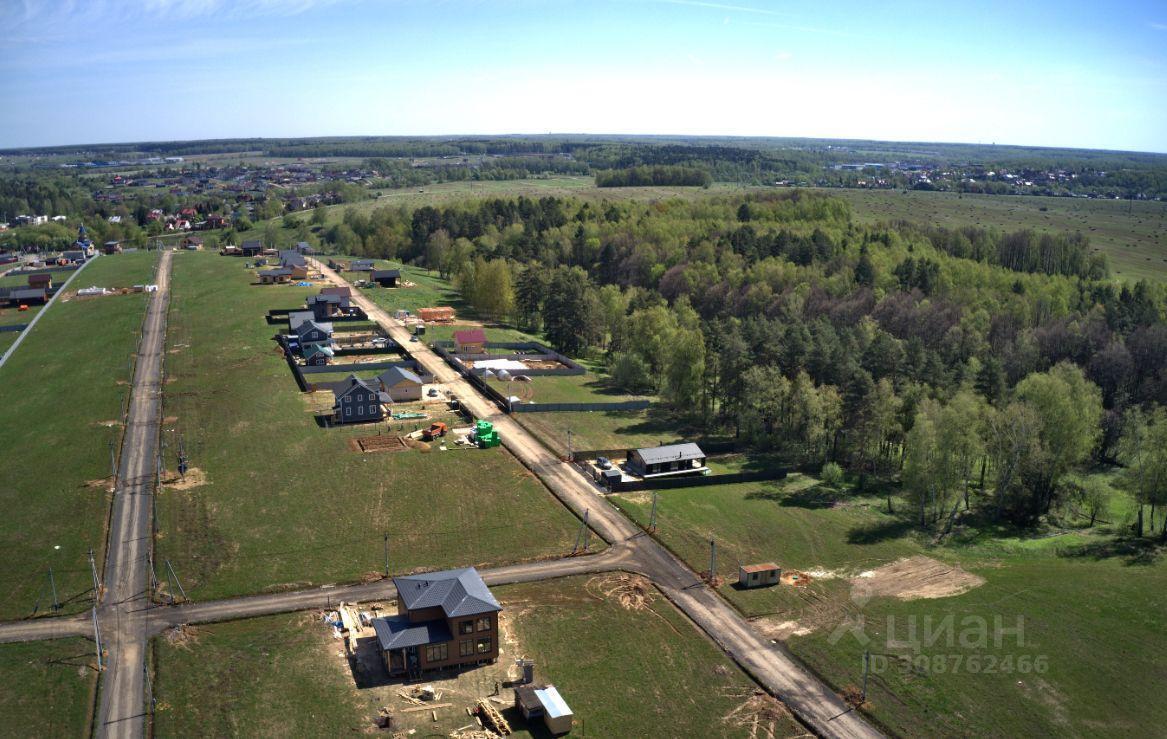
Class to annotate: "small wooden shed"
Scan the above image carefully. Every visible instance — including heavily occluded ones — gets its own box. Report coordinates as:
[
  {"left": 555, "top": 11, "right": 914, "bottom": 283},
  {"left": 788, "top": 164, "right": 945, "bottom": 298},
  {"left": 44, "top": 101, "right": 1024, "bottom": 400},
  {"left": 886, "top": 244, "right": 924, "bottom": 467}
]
[{"left": 738, "top": 563, "right": 781, "bottom": 589}]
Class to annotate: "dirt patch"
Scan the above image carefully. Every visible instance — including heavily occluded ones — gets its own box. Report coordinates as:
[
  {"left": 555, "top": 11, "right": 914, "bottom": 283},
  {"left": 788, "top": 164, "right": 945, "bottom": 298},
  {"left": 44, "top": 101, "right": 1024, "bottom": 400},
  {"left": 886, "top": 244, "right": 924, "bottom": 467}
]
[
  {"left": 585, "top": 573, "right": 655, "bottom": 612},
  {"left": 752, "top": 618, "right": 815, "bottom": 640},
  {"left": 721, "top": 689, "right": 797, "bottom": 739},
  {"left": 85, "top": 478, "right": 114, "bottom": 492},
  {"left": 163, "top": 624, "right": 203, "bottom": 650},
  {"left": 1017, "top": 678, "right": 1070, "bottom": 727},
  {"left": 351, "top": 435, "right": 408, "bottom": 453},
  {"left": 93, "top": 419, "right": 123, "bottom": 428},
  {"left": 851, "top": 556, "right": 985, "bottom": 601},
  {"left": 161, "top": 467, "right": 208, "bottom": 490},
  {"left": 781, "top": 570, "right": 814, "bottom": 586}
]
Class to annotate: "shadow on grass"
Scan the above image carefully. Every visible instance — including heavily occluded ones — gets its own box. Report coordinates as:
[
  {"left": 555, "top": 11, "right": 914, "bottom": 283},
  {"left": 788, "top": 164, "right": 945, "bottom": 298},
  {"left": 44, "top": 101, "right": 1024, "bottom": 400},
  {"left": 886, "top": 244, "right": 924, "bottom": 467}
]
[
  {"left": 1056, "top": 535, "right": 1164, "bottom": 566},
  {"left": 745, "top": 482, "right": 838, "bottom": 509},
  {"left": 847, "top": 518, "right": 917, "bottom": 545}
]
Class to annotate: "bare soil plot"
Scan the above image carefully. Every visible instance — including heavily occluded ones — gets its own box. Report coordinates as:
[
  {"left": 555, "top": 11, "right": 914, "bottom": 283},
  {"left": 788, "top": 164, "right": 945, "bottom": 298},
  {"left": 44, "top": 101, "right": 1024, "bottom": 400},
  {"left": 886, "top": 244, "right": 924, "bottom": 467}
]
[{"left": 850, "top": 555, "right": 985, "bottom": 601}]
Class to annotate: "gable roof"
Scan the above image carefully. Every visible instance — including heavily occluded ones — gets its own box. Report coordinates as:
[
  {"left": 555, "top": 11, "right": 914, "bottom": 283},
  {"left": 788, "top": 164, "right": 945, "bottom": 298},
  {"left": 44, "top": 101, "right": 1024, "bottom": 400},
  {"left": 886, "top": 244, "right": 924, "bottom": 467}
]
[
  {"left": 635, "top": 442, "right": 706, "bottom": 465},
  {"left": 393, "top": 567, "right": 501, "bottom": 618},
  {"left": 259, "top": 268, "right": 292, "bottom": 277},
  {"left": 334, "top": 374, "right": 380, "bottom": 400},
  {"left": 288, "top": 310, "right": 315, "bottom": 331},
  {"left": 370, "top": 269, "right": 400, "bottom": 279},
  {"left": 241, "top": 239, "right": 262, "bottom": 250},
  {"left": 378, "top": 366, "right": 422, "bottom": 387},
  {"left": 295, "top": 319, "right": 332, "bottom": 338},
  {"left": 454, "top": 328, "right": 486, "bottom": 345},
  {"left": 320, "top": 286, "right": 351, "bottom": 298},
  {"left": 11, "top": 288, "right": 46, "bottom": 300}
]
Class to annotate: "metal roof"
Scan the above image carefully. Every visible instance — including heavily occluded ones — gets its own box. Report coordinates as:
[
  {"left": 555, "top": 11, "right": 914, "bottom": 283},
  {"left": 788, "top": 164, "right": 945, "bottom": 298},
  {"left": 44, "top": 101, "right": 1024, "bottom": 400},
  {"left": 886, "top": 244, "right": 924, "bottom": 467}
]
[
  {"left": 378, "top": 366, "right": 422, "bottom": 387},
  {"left": 454, "top": 328, "right": 486, "bottom": 344},
  {"left": 371, "top": 615, "right": 452, "bottom": 650},
  {"left": 741, "top": 562, "right": 780, "bottom": 573},
  {"left": 634, "top": 443, "right": 706, "bottom": 465},
  {"left": 371, "top": 269, "right": 401, "bottom": 278},
  {"left": 393, "top": 567, "right": 501, "bottom": 618},
  {"left": 534, "top": 686, "right": 572, "bottom": 719}
]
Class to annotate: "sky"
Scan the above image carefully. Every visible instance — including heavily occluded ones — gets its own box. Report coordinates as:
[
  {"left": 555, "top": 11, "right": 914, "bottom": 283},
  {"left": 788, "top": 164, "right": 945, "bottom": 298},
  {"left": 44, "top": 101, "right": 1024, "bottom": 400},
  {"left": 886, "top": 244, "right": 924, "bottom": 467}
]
[{"left": 1, "top": 0, "right": 1165, "bottom": 152}]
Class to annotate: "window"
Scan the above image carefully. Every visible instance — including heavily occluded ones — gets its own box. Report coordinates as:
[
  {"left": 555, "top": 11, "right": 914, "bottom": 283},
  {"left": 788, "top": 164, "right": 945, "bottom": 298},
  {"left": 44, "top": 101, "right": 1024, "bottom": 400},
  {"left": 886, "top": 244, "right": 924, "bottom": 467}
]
[
  {"left": 459, "top": 620, "right": 474, "bottom": 635},
  {"left": 476, "top": 617, "right": 491, "bottom": 632},
  {"left": 476, "top": 638, "right": 492, "bottom": 654},
  {"left": 344, "top": 406, "right": 351, "bottom": 417},
  {"left": 460, "top": 639, "right": 474, "bottom": 657},
  {"left": 425, "top": 643, "right": 448, "bottom": 663}
]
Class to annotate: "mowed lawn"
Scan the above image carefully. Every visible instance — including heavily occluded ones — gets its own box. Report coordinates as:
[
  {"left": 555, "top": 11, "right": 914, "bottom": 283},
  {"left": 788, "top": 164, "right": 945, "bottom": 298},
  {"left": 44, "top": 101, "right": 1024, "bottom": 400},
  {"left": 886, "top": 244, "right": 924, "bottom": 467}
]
[
  {"left": 0, "top": 637, "right": 98, "bottom": 736},
  {"left": 0, "top": 251, "right": 158, "bottom": 619},
  {"left": 832, "top": 188, "right": 1167, "bottom": 282},
  {"left": 615, "top": 476, "right": 1167, "bottom": 737},
  {"left": 154, "top": 253, "right": 580, "bottom": 601},
  {"left": 151, "top": 576, "right": 795, "bottom": 738}
]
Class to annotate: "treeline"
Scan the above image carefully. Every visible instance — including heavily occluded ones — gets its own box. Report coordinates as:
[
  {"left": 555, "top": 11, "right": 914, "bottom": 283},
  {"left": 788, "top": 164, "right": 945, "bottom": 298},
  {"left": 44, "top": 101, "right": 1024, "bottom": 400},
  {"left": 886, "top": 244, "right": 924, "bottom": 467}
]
[
  {"left": 313, "top": 190, "right": 1167, "bottom": 530},
  {"left": 900, "top": 224, "right": 1108, "bottom": 280},
  {"left": 594, "top": 165, "right": 711, "bottom": 188}
]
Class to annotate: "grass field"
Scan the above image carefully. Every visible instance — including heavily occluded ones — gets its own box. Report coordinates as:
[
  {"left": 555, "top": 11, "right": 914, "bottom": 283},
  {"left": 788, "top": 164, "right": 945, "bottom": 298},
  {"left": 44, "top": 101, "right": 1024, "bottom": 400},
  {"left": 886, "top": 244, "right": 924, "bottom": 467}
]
[
  {"left": 152, "top": 576, "right": 795, "bottom": 738},
  {"left": 0, "top": 251, "right": 158, "bottom": 620},
  {"left": 614, "top": 474, "right": 1167, "bottom": 736},
  {"left": 0, "top": 637, "right": 97, "bottom": 736},
  {"left": 514, "top": 408, "right": 682, "bottom": 456},
  {"left": 490, "top": 372, "right": 647, "bottom": 406},
  {"left": 831, "top": 188, "right": 1167, "bottom": 282},
  {"left": 154, "top": 253, "right": 582, "bottom": 601}
]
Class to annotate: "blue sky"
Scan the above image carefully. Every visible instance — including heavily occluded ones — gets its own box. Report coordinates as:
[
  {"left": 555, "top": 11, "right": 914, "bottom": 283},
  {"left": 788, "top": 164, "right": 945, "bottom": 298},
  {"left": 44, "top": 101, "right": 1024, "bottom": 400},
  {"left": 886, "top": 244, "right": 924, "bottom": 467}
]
[{"left": 1, "top": 0, "right": 1165, "bottom": 151}]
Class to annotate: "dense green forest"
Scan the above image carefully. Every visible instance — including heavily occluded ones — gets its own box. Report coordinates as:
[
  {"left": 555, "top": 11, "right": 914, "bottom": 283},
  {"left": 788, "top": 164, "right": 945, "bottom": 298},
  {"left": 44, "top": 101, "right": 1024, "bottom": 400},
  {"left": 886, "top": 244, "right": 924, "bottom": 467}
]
[{"left": 315, "top": 190, "right": 1167, "bottom": 534}]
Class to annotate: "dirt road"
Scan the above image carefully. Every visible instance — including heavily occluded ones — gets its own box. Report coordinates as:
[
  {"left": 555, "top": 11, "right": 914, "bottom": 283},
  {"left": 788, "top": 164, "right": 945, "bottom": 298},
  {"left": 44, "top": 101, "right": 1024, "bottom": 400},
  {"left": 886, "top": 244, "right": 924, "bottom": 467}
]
[{"left": 93, "top": 249, "right": 172, "bottom": 739}]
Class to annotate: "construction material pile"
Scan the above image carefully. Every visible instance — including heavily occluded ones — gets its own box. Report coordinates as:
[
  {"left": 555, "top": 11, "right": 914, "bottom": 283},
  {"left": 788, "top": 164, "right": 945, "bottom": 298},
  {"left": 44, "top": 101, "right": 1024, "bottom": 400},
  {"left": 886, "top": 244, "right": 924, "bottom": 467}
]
[{"left": 474, "top": 699, "right": 512, "bottom": 735}]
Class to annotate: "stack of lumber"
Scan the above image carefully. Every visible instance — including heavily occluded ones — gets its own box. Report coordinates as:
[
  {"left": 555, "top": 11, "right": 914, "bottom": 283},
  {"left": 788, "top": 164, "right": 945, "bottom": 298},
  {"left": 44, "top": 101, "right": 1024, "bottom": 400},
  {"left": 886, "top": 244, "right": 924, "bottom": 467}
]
[{"left": 474, "top": 699, "right": 511, "bottom": 735}]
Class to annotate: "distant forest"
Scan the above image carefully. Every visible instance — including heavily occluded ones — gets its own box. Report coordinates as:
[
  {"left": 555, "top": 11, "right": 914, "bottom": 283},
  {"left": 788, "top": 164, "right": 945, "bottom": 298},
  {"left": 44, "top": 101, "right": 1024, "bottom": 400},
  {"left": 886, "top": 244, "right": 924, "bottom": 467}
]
[{"left": 5, "top": 134, "right": 1166, "bottom": 197}]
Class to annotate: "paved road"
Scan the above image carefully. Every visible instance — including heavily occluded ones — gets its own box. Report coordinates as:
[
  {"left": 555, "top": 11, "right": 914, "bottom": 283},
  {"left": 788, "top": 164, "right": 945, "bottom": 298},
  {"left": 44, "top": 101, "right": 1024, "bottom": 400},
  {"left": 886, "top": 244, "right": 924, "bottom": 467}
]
[
  {"left": 313, "top": 260, "right": 880, "bottom": 739},
  {"left": 94, "top": 250, "right": 172, "bottom": 739}
]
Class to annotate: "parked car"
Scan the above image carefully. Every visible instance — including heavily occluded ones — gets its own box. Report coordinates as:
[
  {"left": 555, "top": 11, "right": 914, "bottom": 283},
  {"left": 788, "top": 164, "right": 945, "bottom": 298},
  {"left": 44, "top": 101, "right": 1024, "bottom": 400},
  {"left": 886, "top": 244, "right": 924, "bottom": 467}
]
[
  {"left": 410, "top": 335, "right": 419, "bottom": 342},
  {"left": 427, "top": 388, "right": 439, "bottom": 397},
  {"left": 596, "top": 456, "right": 612, "bottom": 470}
]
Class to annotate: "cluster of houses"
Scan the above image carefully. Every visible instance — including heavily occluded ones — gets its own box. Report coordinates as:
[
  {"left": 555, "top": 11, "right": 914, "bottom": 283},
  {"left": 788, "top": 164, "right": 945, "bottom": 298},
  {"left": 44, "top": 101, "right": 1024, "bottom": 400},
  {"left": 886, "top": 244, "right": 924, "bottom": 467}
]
[
  {"left": 0, "top": 271, "right": 55, "bottom": 307},
  {"left": 327, "top": 258, "right": 401, "bottom": 288},
  {"left": 257, "top": 244, "right": 316, "bottom": 284}
]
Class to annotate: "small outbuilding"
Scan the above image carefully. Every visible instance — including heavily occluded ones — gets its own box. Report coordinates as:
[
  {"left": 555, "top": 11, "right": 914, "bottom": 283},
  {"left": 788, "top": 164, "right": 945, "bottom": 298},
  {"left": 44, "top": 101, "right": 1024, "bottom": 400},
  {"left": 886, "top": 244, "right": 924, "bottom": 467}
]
[
  {"left": 240, "top": 240, "right": 263, "bottom": 257},
  {"left": 453, "top": 328, "right": 487, "bottom": 355},
  {"left": 377, "top": 366, "right": 423, "bottom": 402},
  {"left": 625, "top": 443, "right": 708, "bottom": 478},
  {"left": 369, "top": 268, "right": 400, "bottom": 287},
  {"left": 738, "top": 562, "right": 781, "bottom": 589},
  {"left": 514, "top": 684, "right": 573, "bottom": 735},
  {"left": 27, "top": 273, "right": 52, "bottom": 289},
  {"left": 349, "top": 259, "right": 375, "bottom": 272}
]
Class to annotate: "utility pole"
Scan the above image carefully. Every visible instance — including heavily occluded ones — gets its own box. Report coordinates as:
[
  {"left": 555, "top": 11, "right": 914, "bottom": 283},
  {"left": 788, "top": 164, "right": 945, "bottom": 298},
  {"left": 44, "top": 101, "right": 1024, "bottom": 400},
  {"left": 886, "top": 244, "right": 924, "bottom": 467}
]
[
  {"left": 48, "top": 567, "right": 60, "bottom": 612},
  {"left": 648, "top": 492, "right": 658, "bottom": 532},
  {"left": 92, "top": 607, "right": 104, "bottom": 671},
  {"left": 383, "top": 532, "right": 389, "bottom": 577},
  {"left": 109, "top": 438, "right": 117, "bottom": 480},
  {"left": 88, "top": 548, "right": 101, "bottom": 603},
  {"left": 566, "top": 429, "right": 573, "bottom": 461},
  {"left": 164, "top": 559, "right": 188, "bottom": 603},
  {"left": 572, "top": 509, "right": 590, "bottom": 554},
  {"left": 708, "top": 538, "right": 717, "bottom": 583}
]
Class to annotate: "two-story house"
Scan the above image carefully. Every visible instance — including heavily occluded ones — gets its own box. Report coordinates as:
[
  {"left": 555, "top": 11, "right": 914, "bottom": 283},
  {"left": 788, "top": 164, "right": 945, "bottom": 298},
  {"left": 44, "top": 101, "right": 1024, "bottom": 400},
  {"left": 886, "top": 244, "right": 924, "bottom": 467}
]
[
  {"left": 332, "top": 375, "right": 386, "bottom": 423},
  {"left": 372, "top": 567, "right": 502, "bottom": 677}
]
